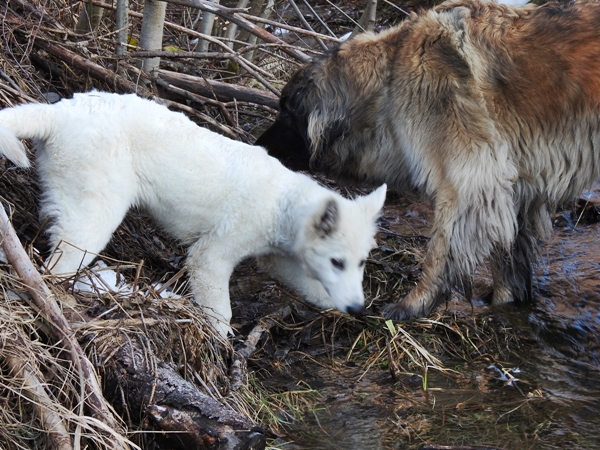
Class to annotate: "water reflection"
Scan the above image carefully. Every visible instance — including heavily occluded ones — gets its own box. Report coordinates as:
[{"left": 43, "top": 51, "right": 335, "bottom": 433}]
[{"left": 265, "top": 191, "right": 600, "bottom": 449}]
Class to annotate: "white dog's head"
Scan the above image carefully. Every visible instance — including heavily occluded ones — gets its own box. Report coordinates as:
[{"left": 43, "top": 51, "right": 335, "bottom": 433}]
[{"left": 297, "top": 184, "right": 387, "bottom": 316}]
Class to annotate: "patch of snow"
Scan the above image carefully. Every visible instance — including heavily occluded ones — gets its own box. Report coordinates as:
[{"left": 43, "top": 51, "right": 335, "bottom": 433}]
[{"left": 73, "top": 260, "right": 133, "bottom": 295}]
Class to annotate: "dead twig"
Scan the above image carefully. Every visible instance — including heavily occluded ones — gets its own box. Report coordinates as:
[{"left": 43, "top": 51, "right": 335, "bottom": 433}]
[
  {"left": 0, "top": 203, "right": 132, "bottom": 449},
  {"left": 164, "top": 0, "right": 311, "bottom": 63},
  {"left": 286, "top": 0, "right": 329, "bottom": 51},
  {"left": 230, "top": 305, "right": 292, "bottom": 391},
  {"left": 4, "top": 335, "right": 73, "bottom": 450}
]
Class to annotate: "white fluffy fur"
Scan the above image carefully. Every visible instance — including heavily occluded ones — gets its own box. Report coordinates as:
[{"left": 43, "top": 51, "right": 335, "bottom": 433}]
[{"left": 0, "top": 91, "right": 386, "bottom": 337}]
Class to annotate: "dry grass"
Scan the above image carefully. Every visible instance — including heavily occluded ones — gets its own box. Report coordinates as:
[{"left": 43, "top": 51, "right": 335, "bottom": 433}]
[{"left": 0, "top": 0, "right": 550, "bottom": 449}]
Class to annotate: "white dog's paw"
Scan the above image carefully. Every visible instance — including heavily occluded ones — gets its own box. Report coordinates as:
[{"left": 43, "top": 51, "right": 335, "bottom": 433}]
[{"left": 210, "top": 319, "right": 234, "bottom": 339}]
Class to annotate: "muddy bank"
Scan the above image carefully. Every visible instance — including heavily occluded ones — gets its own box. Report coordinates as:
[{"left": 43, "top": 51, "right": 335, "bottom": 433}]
[
  {"left": 0, "top": 0, "right": 599, "bottom": 447},
  {"left": 226, "top": 188, "right": 600, "bottom": 450}
]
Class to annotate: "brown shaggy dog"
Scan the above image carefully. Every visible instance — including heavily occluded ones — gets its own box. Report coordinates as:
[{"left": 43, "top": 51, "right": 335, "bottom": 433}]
[{"left": 256, "top": 0, "right": 600, "bottom": 320}]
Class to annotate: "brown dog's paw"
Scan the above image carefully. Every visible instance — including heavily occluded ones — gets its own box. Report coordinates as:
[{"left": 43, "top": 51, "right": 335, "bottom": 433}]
[{"left": 381, "top": 300, "right": 426, "bottom": 321}]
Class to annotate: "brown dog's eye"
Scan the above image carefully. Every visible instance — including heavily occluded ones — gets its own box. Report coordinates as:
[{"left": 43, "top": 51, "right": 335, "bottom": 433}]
[{"left": 331, "top": 258, "right": 345, "bottom": 270}]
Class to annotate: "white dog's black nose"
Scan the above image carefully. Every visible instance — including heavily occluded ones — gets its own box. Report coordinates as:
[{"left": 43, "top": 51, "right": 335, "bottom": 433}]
[{"left": 346, "top": 305, "right": 367, "bottom": 316}]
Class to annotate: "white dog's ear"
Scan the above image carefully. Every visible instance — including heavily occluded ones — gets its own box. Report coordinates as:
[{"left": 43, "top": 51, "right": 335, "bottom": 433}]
[
  {"left": 359, "top": 184, "right": 387, "bottom": 220},
  {"left": 312, "top": 198, "right": 339, "bottom": 238}
]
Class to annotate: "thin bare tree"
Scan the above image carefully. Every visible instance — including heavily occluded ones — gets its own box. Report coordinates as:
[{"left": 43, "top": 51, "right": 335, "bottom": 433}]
[
  {"left": 196, "top": 0, "right": 220, "bottom": 52},
  {"left": 75, "top": 0, "right": 104, "bottom": 33},
  {"left": 139, "top": 0, "right": 167, "bottom": 75},
  {"left": 115, "top": 0, "right": 129, "bottom": 56},
  {"left": 350, "top": 0, "right": 378, "bottom": 38}
]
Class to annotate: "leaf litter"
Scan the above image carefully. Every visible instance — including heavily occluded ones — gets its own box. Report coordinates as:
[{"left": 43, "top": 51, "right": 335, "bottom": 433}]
[{"left": 0, "top": 0, "right": 596, "bottom": 448}]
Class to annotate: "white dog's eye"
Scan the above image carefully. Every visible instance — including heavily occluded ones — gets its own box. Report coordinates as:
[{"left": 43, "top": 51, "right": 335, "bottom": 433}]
[
  {"left": 359, "top": 259, "right": 366, "bottom": 268},
  {"left": 331, "top": 258, "right": 345, "bottom": 270}
]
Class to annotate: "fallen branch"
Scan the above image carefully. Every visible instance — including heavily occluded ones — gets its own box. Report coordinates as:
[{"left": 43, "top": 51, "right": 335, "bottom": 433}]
[
  {"left": 155, "top": 77, "right": 238, "bottom": 128},
  {"left": 128, "top": 50, "right": 233, "bottom": 59},
  {"left": 164, "top": 0, "right": 311, "bottom": 63},
  {"left": 230, "top": 305, "right": 292, "bottom": 391},
  {"left": 419, "top": 445, "right": 507, "bottom": 450},
  {"left": 23, "top": 35, "right": 244, "bottom": 136},
  {"left": 31, "top": 37, "right": 153, "bottom": 96},
  {"left": 0, "top": 203, "right": 131, "bottom": 449},
  {"left": 15, "top": 6, "right": 282, "bottom": 107},
  {"left": 103, "top": 340, "right": 267, "bottom": 450},
  {"left": 4, "top": 336, "right": 73, "bottom": 450},
  {"left": 8, "top": 0, "right": 69, "bottom": 32},
  {"left": 159, "top": 69, "right": 280, "bottom": 109}
]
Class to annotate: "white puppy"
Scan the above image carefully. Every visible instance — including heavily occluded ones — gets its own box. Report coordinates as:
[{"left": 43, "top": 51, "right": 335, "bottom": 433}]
[{"left": 0, "top": 91, "right": 386, "bottom": 337}]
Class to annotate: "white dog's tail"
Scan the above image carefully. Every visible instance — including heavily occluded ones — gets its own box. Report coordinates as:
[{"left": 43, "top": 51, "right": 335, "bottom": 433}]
[
  {"left": 0, "top": 125, "right": 30, "bottom": 168},
  {"left": 0, "top": 102, "right": 56, "bottom": 168}
]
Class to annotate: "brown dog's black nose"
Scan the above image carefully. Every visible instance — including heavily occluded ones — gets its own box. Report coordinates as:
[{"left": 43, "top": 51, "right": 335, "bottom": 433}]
[{"left": 347, "top": 305, "right": 367, "bottom": 316}]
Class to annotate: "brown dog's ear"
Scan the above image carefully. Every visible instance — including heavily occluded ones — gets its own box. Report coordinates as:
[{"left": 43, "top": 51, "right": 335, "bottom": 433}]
[
  {"left": 255, "top": 68, "right": 314, "bottom": 171},
  {"left": 314, "top": 199, "right": 339, "bottom": 237}
]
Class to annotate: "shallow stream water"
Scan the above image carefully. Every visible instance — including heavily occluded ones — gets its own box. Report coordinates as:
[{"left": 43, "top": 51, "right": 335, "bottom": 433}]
[{"left": 251, "top": 188, "right": 600, "bottom": 450}]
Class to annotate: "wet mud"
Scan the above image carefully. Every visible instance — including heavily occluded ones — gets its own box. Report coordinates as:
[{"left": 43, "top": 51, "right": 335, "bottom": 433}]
[{"left": 230, "top": 186, "right": 600, "bottom": 450}]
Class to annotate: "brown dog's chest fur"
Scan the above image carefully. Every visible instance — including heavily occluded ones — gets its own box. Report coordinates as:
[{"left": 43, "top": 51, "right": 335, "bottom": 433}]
[{"left": 256, "top": 0, "right": 600, "bottom": 320}]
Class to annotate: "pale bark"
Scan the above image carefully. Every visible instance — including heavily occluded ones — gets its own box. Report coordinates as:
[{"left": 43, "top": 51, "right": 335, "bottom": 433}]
[
  {"left": 138, "top": 0, "right": 167, "bottom": 75},
  {"left": 235, "top": 0, "right": 274, "bottom": 63},
  {"left": 196, "top": 0, "right": 220, "bottom": 53},
  {"left": 223, "top": 0, "right": 249, "bottom": 49},
  {"left": 115, "top": 0, "right": 129, "bottom": 56},
  {"left": 75, "top": 0, "right": 105, "bottom": 34},
  {"left": 350, "top": 0, "right": 378, "bottom": 38},
  {"left": 4, "top": 341, "right": 73, "bottom": 450}
]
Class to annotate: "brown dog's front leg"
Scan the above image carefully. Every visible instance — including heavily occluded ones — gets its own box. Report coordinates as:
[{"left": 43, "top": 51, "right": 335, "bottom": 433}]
[{"left": 383, "top": 193, "right": 459, "bottom": 320}]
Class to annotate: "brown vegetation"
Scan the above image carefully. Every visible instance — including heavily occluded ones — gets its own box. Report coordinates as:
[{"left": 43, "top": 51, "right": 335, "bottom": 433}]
[{"left": 0, "top": 0, "right": 583, "bottom": 449}]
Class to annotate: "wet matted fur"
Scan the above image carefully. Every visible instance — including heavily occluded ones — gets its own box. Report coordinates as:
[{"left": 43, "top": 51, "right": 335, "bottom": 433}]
[{"left": 256, "top": 0, "right": 600, "bottom": 320}]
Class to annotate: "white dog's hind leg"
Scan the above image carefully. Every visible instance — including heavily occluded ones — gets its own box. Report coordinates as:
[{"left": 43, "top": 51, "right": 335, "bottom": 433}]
[
  {"left": 258, "top": 254, "right": 335, "bottom": 310},
  {"left": 43, "top": 188, "right": 134, "bottom": 276},
  {"left": 187, "top": 244, "right": 236, "bottom": 338}
]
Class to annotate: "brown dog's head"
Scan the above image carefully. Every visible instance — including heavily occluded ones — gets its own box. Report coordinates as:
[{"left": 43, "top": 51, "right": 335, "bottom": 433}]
[
  {"left": 254, "top": 64, "right": 316, "bottom": 171},
  {"left": 255, "top": 33, "right": 391, "bottom": 177},
  {"left": 255, "top": 58, "right": 349, "bottom": 173}
]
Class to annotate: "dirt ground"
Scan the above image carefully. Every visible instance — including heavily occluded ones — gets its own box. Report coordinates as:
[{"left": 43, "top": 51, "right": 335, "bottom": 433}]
[{"left": 1, "top": 0, "right": 599, "bottom": 449}]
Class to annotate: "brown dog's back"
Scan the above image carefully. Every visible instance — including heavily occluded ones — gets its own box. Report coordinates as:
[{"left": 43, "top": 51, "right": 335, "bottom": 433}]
[{"left": 256, "top": 0, "right": 600, "bottom": 320}]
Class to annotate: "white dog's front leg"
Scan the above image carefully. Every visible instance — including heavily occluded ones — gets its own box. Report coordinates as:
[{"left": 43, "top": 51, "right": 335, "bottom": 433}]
[
  {"left": 187, "top": 247, "right": 235, "bottom": 338},
  {"left": 258, "top": 254, "right": 334, "bottom": 310}
]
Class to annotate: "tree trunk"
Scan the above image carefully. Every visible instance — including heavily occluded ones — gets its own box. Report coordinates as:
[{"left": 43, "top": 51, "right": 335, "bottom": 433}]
[
  {"left": 223, "top": 0, "right": 249, "bottom": 49},
  {"left": 234, "top": 0, "right": 274, "bottom": 64},
  {"left": 139, "top": 0, "right": 167, "bottom": 75},
  {"left": 197, "top": 0, "right": 220, "bottom": 53},
  {"left": 75, "top": 0, "right": 105, "bottom": 33},
  {"left": 115, "top": 0, "right": 129, "bottom": 56},
  {"left": 350, "top": 0, "right": 377, "bottom": 38}
]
